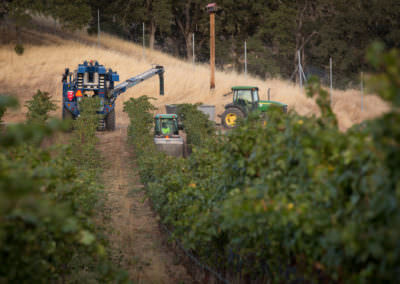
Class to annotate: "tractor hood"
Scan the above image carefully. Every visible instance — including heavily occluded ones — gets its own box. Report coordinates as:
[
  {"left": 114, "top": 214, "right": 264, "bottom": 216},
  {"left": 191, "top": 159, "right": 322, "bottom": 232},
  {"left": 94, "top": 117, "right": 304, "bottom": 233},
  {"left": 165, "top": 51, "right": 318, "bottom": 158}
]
[{"left": 259, "top": 100, "right": 288, "bottom": 112}]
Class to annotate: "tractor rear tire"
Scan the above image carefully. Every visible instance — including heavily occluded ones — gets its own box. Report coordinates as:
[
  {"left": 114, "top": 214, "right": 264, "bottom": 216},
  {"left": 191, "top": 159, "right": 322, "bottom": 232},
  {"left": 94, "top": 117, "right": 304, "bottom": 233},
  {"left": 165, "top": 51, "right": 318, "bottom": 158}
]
[
  {"left": 105, "top": 109, "right": 116, "bottom": 131},
  {"left": 221, "top": 108, "right": 245, "bottom": 129}
]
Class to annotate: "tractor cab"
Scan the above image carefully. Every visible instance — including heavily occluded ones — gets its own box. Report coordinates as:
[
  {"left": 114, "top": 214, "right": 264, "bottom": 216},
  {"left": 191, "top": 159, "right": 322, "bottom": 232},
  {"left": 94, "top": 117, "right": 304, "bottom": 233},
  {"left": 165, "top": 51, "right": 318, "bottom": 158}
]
[
  {"left": 154, "top": 114, "right": 179, "bottom": 137},
  {"left": 154, "top": 114, "right": 184, "bottom": 157},
  {"left": 232, "top": 86, "right": 259, "bottom": 112}
]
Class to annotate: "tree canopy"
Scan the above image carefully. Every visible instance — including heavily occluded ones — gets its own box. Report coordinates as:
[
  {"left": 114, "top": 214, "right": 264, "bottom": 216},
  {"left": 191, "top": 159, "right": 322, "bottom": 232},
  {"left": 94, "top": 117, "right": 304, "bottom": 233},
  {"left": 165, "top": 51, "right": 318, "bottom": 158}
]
[{"left": 2, "top": 0, "right": 400, "bottom": 87}]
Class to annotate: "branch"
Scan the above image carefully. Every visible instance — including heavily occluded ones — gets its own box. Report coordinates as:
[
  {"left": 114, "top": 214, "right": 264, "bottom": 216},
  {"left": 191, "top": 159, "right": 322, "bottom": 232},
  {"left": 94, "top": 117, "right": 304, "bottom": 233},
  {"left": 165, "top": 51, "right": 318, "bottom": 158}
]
[
  {"left": 296, "top": 0, "right": 309, "bottom": 31},
  {"left": 299, "top": 30, "right": 318, "bottom": 51}
]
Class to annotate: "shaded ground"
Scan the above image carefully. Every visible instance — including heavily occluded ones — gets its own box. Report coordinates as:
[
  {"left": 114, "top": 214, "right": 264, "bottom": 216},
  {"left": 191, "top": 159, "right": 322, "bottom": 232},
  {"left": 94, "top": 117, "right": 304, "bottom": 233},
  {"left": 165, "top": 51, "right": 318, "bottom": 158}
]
[{"left": 97, "top": 126, "right": 193, "bottom": 283}]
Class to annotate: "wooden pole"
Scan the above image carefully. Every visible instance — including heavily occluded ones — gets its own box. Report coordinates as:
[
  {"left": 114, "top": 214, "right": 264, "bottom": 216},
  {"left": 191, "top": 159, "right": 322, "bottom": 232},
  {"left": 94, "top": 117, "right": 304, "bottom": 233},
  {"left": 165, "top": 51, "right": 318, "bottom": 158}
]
[{"left": 210, "top": 12, "right": 215, "bottom": 89}]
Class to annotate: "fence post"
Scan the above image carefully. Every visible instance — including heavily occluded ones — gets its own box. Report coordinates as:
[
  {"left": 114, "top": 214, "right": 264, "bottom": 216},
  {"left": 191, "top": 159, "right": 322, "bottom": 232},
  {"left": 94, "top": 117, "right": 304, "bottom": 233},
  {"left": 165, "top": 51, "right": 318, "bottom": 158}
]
[
  {"left": 330, "top": 57, "right": 333, "bottom": 105},
  {"left": 142, "top": 22, "right": 145, "bottom": 60},
  {"left": 298, "top": 50, "right": 302, "bottom": 89},
  {"left": 361, "top": 72, "right": 364, "bottom": 111},
  {"left": 244, "top": 41, "right": 247, "bottom": 76},
  {"left": 97, "top": 9, "right": 100, "bottom": 48},
  {"left": 192, "top": 33, "right": 195, "bottom": 67}
]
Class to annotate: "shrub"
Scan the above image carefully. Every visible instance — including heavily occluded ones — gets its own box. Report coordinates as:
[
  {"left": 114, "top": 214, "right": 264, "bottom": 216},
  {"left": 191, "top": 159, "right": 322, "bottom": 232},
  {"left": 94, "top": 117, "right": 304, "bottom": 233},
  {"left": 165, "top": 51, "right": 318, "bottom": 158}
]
[
  {"left": 0, "top": 95, "right": 128, "bottom": 282},
  {"left": 0, "top": 95, "right": 18, "bottom": 125},
  {"left": 14, "top": 44, "right": 24, "bottom": 55},
  {"left": 70, "top": 97, "right": 101, "bottom": 168},
  {"left": 176, "top": 103, "right": 215, "bottom": 146},
  {"left": 25, "top": 90, "right": 57, "bottom": 124}
]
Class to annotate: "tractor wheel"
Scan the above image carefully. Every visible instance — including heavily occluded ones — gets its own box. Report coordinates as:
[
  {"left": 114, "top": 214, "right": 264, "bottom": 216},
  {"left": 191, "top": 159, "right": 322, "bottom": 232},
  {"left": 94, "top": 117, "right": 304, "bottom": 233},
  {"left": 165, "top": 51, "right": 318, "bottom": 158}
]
[
  {"left": 221, "top": 108, "right": 245, "bottom": 129},
  {"left": 105, "top": 109, "right": 116, "bottom": 131}
]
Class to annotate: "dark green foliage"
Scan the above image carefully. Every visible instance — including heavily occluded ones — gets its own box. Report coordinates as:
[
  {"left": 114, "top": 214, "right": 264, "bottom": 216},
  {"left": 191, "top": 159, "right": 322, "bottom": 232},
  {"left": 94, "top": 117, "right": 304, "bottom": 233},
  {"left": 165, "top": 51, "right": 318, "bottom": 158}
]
[
  {"left": 0, "top": 144, "right": 97, "bottom": 282},
  {"left": 126, "top": 48, "right": 400, "bottom": 282},
  {"left": 111, "top": 0, "right": 173, "bottom": 49},
  {"left": 48, "top": 0, "right": 91, "bottom": 30},
  {"left": 2, "top": 0, "right": 400, "bottom": 83},
  {"left": 3, "top": 0, "right": 91, "bottom": 30},
  {"left": 123, "top": 96, "right": 180, "bottom": 190},
  {"left": 0, "top": 104, "right": 6, "bottom": 124},
  {"left": 25, "top": 90, "right": 57, "bottom": 124},
  {"left": 366, "top": 42, "right": 400, "bottom": 107},
  {"left": 123, "top": 95, "right": 157, "bottom": 153},
  {"left": 14, "top": 43, "right": 24, "bottom": 55},
  {"left": 0, "top": 95, "right": 129, "bottom": 282},
  {"left": 306, "top": 76, "right": 338, "bottom": 127},
  {"left": 70, "top": 97, "right": 100, "bottom": 168},
  {"left": 176, "top": 104, "right": 215, "bottom": 146},
  {"left": 4, "top": 0, "right": 399, "bottom": 83},
  {"left": 0, "top": 95, "right": 18, "bottom": 124},
  {"left": 0, "top": 115, "right": 95, "bottom": 281},
  {"left": 84, "top": 0, "right": 400, "bottom": 86},
  {"left": 123, "top": 97, "right": 186, "bottom": 207}
]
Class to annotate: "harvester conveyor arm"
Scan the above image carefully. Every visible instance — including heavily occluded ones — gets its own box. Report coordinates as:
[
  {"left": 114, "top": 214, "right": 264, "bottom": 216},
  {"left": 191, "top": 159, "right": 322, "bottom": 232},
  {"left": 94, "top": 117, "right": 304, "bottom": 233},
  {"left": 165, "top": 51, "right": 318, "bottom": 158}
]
[{"left": 111, "top": 65, "right": 164, "bottom": 101}]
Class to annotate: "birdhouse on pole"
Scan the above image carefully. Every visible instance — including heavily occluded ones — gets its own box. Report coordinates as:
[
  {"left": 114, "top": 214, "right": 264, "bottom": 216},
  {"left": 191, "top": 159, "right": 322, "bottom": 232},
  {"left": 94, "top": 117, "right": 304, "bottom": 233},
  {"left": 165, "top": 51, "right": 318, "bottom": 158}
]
[{"left": 207, "top": 3, "right": 218, "bottom": 12}]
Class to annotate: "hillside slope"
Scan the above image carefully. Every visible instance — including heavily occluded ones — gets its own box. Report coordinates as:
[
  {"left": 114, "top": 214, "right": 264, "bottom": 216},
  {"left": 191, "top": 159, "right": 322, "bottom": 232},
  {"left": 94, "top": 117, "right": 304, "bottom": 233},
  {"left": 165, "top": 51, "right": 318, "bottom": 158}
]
[{"left": 0, "top": 22, "right": 388, "bottom": 130}]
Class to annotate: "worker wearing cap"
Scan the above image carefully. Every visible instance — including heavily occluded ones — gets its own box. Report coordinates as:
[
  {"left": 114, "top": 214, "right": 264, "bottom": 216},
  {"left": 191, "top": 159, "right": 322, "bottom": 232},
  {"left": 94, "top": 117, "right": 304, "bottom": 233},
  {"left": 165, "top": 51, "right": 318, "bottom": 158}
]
[{"left": 161, "top": 122, "right": 171, "bottom": 135}]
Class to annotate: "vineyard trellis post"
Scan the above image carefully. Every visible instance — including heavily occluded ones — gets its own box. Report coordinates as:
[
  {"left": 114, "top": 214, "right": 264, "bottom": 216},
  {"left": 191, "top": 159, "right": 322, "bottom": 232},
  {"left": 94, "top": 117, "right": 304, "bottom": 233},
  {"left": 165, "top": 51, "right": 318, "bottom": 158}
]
[
  {"left": 142, "top": 22, "right": 145, "bottom": 61},
  {"left": 192, "top": 33, "right": 195, "bottom": 68},
  {"left": 330, "top": 57, "right": 333, "bottom": 105},
  {"left": 298, "top": 50, "right": 303, "bottom": 88},
  {"left": 244, "top": 40, "right": 247, "bottom": 77},
  {"left": 361, "top": 71, "right": 364, "bottom": 111}
]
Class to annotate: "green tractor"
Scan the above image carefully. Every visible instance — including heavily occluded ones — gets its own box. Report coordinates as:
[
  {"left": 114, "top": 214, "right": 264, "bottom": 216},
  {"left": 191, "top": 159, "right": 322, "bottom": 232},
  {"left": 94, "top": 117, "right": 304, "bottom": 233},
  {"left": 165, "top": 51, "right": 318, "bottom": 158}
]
[
  {"left": 220, "top": 86, "right": 288, "bottom": 128},
  {"left": 153, "top": 114, "right": 184, "bottom": 157},
  {"left": 154, "top": 114, "right": 180, "bottom": 136}
]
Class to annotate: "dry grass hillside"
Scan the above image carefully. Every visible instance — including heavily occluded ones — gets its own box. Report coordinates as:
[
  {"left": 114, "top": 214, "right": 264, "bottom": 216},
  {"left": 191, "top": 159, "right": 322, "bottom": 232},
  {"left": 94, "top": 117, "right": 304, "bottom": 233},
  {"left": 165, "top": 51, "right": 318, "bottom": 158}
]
[{"left": 0, "top": 20, "right": 389, "bottom": 130}]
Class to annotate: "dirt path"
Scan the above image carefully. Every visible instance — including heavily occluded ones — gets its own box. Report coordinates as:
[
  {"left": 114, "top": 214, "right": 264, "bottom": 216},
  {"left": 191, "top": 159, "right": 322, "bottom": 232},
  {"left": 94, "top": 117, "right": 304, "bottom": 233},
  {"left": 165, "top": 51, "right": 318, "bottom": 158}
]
[{"left": 97, "top": 126, "right": 192, "bottom": 284}]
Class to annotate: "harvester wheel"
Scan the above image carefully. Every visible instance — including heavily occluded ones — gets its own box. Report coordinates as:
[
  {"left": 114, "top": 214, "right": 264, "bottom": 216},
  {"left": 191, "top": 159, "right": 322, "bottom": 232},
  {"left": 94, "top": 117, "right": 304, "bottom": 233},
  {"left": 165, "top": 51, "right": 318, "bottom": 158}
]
[
  {"left": 62, "top": 107, "right": 73, "bottom": 120},
  {"left": 221, "top": 108, "right": 244, "bottom": 129},
  {"left": 62, "top": 107, "right": 74, "bottom": 131},
  {"left": 105, "top": 109, "right": 116, "bottom": 131}
]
